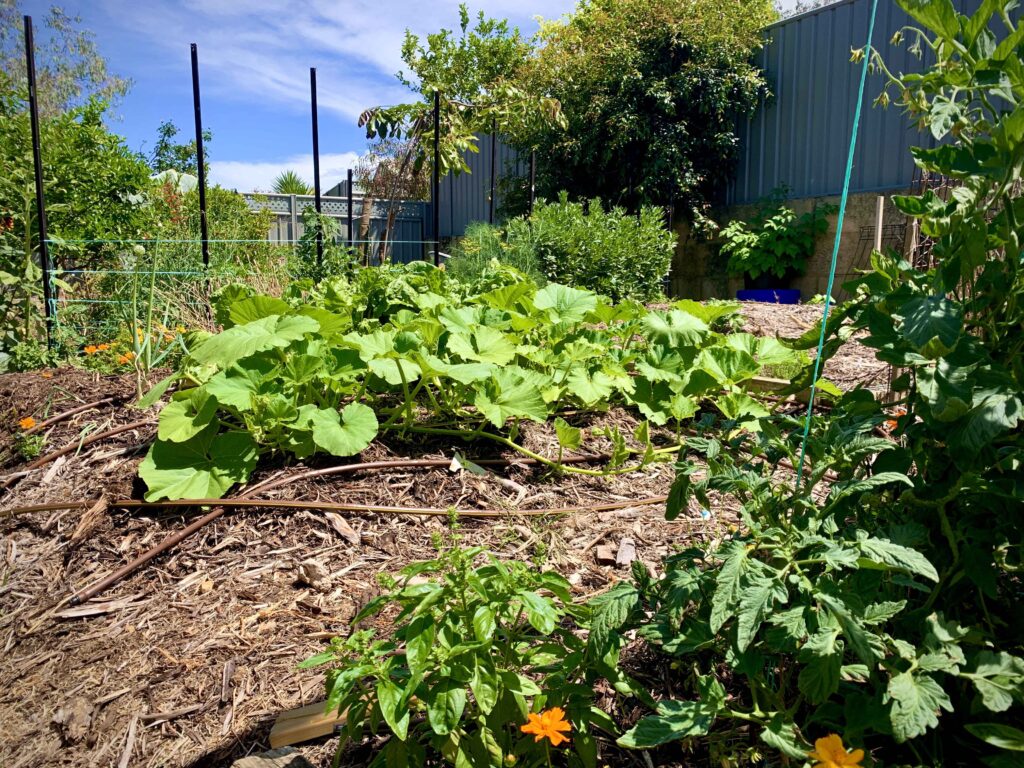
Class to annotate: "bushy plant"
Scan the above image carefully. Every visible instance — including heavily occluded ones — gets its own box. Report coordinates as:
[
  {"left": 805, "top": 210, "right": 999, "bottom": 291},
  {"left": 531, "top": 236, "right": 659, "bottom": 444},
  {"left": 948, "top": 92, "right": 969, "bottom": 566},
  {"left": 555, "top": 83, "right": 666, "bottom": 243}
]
[
  {"left": 720, "top": 190, "right": 837, "bottom": 282},
  {"left": 608, "top": 2, "right": 1024, "bottom": 764},
  {"left": 445, "top": 221, "right": 543, "bottom": 285},
  {"left": 287, "top": 207, "right": 358, "bottom": 284},
  {"left": 522, "top": 194, "right": 675, "bottom": 302},
  {"left": 301, "top": 530, "right": 636, "bottom": 767}
]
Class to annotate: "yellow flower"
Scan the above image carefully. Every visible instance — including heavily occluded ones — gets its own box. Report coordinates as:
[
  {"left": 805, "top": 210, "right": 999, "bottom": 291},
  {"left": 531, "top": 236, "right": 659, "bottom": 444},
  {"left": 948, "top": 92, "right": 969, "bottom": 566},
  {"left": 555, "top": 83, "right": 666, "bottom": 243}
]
[
  {"left": 810, "top": 734, "right": 864, "bottom": 768},
  {"left": 520, "top": 707, "right": 571, "bottom": 747},
  {"left": 176, "top": 325, "right": 186, "bottom": 333},
  {"left": 19, "top": 416, "right": 36, "bottom": 431}
]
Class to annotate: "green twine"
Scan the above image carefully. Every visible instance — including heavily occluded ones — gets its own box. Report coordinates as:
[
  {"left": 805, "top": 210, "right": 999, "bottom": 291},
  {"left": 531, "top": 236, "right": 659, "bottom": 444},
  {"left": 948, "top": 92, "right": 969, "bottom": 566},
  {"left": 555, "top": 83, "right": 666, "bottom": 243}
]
[{"left": 795, "top": 0, "right": 880, "bottom": 488}]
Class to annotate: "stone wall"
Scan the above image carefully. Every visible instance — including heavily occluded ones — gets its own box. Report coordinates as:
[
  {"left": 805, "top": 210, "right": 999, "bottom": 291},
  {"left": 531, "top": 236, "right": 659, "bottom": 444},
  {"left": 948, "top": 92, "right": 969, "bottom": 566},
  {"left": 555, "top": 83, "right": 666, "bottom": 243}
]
[{"left": 669, "top": 190, "right": 910, "bottom": 301}]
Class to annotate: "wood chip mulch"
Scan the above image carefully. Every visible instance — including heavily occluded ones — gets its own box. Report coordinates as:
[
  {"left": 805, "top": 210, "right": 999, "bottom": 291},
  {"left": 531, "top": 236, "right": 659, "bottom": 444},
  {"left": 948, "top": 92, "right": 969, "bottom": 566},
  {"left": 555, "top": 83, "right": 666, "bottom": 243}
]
[{"left": 0, "top": 302, "right": 889, "bottom": 768}]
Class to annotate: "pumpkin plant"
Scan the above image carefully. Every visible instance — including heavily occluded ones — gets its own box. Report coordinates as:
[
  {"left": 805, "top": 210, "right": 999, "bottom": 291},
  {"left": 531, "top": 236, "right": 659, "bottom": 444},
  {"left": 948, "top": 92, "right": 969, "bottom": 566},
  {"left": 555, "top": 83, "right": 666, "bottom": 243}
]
[{"left": 138, "top": 262, "right": 808, "bottom": 501}]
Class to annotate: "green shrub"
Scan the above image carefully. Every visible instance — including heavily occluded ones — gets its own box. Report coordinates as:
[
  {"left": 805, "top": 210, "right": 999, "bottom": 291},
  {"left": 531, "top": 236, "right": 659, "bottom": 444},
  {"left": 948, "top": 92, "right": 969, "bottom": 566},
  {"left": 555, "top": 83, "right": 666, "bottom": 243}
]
[
  {"left": 301, "top": 532, "right": 636, "bottom": 767},
  {"left": 519, "top": 193, "right": 675, "bottom": 302},
  {"left": 720, "top": 189, "right": 836, "bottom": 281},
  {"left": 445, "top": 221, "right": 543, "bottom": 285}
]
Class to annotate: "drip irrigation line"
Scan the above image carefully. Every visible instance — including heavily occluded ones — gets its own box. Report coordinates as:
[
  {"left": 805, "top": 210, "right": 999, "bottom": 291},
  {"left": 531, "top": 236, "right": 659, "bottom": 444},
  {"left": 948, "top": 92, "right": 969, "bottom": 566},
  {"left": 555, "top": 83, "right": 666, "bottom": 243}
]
[
  {"left": 795, "top": 0, "right": 879, "bottom": 488},
  {"left": 21, "top": 396, "right": 122, "bottom": 436}
]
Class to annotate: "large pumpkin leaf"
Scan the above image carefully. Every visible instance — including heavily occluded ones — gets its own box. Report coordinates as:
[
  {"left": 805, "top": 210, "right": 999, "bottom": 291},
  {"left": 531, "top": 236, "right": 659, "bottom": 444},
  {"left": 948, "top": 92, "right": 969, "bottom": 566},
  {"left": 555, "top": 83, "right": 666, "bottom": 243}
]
[
  {"left": 474, "top": 367, "right": 549, "bottom": 428},
  {"left": 310, "top": 402, "right": 379, "bottom": 456},
  {"left": 140, "top": 424, "right": 258, "bottom": 501},
  {"left": 533, "top": 283, "right": 597, "bottom": 324},
  {"left": 190, "top": 315, "right": 319, "bottom": 367}
]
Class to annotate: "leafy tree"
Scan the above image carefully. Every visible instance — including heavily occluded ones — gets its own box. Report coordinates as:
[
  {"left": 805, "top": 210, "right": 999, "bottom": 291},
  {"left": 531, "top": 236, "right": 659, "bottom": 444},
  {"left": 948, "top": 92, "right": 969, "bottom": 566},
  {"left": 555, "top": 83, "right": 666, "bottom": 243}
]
[
  {"left": 272, "top": 169, "right": 313, "bottom": 195},
  {"left": 149, "top": 119, "right": 212, "bottom": 175},
  {"left": 0, "top": 78, "right": 154, "bottom": 364},
  {"left": 514, "top": 0, "right": 776, "bottom": 224},
  {"left": 360, "top": 4, "right": 565, "bottom": 178},
  {"left": 0, "top": 0, "right": 130, "bottom": 116}
]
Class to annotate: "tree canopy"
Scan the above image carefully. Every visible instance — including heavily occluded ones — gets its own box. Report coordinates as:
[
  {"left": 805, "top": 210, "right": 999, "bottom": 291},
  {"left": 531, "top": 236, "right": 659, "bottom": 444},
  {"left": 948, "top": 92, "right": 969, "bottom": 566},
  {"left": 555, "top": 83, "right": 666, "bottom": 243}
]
[{"left": 513, "top": 0, "right": 776, "bottom": 223}]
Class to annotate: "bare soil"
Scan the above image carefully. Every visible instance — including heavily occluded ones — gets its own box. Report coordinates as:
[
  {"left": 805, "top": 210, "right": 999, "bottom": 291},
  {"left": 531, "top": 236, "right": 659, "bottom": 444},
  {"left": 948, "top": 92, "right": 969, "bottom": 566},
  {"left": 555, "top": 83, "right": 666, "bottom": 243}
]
[{"left": 0, "top": 303, "right": 887, "bottom": 768}]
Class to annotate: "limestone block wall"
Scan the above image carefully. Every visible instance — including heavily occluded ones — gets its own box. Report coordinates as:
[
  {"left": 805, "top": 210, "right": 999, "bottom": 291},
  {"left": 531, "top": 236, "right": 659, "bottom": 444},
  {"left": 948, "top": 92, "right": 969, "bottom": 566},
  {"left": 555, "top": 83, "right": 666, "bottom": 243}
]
[{"left": 669, "top": 190, "right": 910, "bottom": 301}]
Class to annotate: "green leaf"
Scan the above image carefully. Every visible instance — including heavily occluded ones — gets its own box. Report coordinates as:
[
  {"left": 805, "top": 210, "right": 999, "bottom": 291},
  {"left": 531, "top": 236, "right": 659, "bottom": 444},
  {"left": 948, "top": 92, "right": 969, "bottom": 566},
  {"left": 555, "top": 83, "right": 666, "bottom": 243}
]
[
  {"left": 698, "top": 346, "right": 760, "bottom": 385},
  {"left": 472, "top": 605, "right": 496, "bottom": 642},
  {"left": 554, "top": 417, "right": 582, "bottom": 450},
  {"left": 816, "top": 592, "right": 885, "bottom": 665},
  {"left": 642, "top": 310, "right": 709, "bottom": 347},
  {"left": 191, "top": 315, "right": 318, "bottom": 367},
  {"left": 157, "top": 390, "right": 219, "bottom": 443},
  {"left": 140, "top": 424, "right": 258, "bottom": 501},
  {"left": 204, "top": 356, "right": 276, "bottom": 411},
  {"left": 376, "top": 678, "right": 411, "bottom": 741},
  {"left": 310, "top": 403, "right": 379, "bottom": 457},
  {"left": 735, "top": 574, "right": 787, "bottom": 651},
  {"left": 798, "top": 628, "right": 843, "bottom": 703},
  {"left": 616, "top": 700, "right": 715, "bottom": 748},
  {"left": 897, "top": 295, "right": 962, "bottom": 359},
  {"left": 533, "top": 283, "right": 597, "bottom": 323},
  {"left": 518, "top": 590, "right": 557, "bottom": 634},
  {"left": 588, "top": 582, "right": 640, "bottom": 656},
  {"left": 426, "top": 679, "right": 467, "bottom": 736},
  {"left": 447, "top": 326, "right": 516, "bottom": 365},
  {"left": 887, "top": 671, "right": 953, "bottom": 742},
  {"left": 473, "top": 368, "right": 549, "bottom": 428},
  {"left": 470, "top": 660, "right": 499, "bottom": 714},
  {"left": 711, "top": 541, "right": 750, "bottom": 633},
  {"left": 760, "top": 714, "right": 811, "bottom": 760},
  {"left": 857, "top": 536, "right": 939, "bottom": 581},
  {"left": 965, "top": 723, "right": 1024, "bottom": 751},
  {"left": 137, "top": 372, "right": 177, "bottom": 409},
  {"left": 228, "top": 295, "right": 291, "bottom": 325},
  {"left": 897, "top": 0, "right": 961, "bottom": 39}
]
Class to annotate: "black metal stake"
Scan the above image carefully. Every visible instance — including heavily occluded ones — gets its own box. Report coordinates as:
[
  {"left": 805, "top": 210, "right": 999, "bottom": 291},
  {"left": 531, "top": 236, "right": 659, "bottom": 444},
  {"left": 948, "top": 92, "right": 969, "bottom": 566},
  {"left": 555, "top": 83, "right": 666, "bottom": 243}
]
[
  {"left": 24, "top": 16, "right": 53, "bottom": 350},
  {"left": 528, "top": 150, "right": 536, "bottom": 216},
  {"left": 489, "top": 118, "right": 497, "bottom": 224},
  {"left": 346, "top": 168, "right": 354, "bottom": 248},
  {"left": 432, "top": 90, "right": 440, "bottom": 266},
  {"left": 310, "top": 67, "right": 323, "bottom": 272},
  {"left": 190, "top": 44, "right": 209, "bottom": 269}
]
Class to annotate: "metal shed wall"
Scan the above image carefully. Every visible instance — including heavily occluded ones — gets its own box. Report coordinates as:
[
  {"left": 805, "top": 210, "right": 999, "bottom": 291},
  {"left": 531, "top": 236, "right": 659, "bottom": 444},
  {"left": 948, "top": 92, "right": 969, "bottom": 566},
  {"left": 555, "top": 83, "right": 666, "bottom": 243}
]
[
  {"left": 438, "top": 132, "right": 526, "bottom": 239},
  {"left": 728, "top": 0, "right": 1009, "bottom": 205}
]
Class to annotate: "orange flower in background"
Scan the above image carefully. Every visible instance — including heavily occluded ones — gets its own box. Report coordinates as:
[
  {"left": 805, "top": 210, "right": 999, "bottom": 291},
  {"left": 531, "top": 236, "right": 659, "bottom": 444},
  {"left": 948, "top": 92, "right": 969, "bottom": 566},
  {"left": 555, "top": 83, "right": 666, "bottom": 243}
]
[
  {"left": 40, "top": 371, "right": 53, "bottom": 379},
  {"left": 84, "top": 345, "right": 98, "bottom": 355},
  {"left": 809, "top": 734, "right": 864, "bottom": 768},
  {"left": 97, "top": 343, "right": 110, "bottom": 351},
  {"left": 117, "top": 351, "right": 135, "bottom": 365},
  {"left": 164, "top": 333, "right": 174, "bottom": 342},
  {"left": 521, "top": 707, "right": 571, "bottom": 746},
  {"left": 19, "top": 416, "right": 36, "bottom": 431}
]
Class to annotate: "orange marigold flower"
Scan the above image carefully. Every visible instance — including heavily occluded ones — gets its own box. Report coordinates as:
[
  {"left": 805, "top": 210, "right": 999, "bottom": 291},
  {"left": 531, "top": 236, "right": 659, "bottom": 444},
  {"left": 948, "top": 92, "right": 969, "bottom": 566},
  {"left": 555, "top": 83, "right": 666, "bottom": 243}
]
[
  {"left": 40, "top": 371, "right": 53, "bottom": 379},
  {"left": 19, "top": 416, "right": 36, "bottom": 431},
  {"left": 521, "top": 707, "right": 571, "bottom": 747},
  {"left": 97, "top": 343, "right": 110, "bottom": 351},
  {"left": 117, "top": 352, "right": 135, "bottom": 365},
  {"left": 84, "top": 345, "right": 98, "bottom": 355},
  {"left": 809, "top": 734, "right": 864, "bottom": 768}
]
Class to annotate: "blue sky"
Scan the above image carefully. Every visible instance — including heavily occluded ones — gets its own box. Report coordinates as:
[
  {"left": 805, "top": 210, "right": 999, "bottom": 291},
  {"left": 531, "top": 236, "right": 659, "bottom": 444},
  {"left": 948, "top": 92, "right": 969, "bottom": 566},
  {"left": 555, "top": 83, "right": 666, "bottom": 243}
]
[{"left": 20, "top": 0, "right": 579, "bottom": 191}]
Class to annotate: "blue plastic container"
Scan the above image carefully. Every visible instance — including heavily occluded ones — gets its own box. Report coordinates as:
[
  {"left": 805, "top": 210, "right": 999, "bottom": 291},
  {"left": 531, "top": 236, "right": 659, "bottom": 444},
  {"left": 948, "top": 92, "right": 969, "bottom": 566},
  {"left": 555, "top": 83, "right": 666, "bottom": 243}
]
[{"left": 736, "top": 288, "right": 801, "bottom": 304}]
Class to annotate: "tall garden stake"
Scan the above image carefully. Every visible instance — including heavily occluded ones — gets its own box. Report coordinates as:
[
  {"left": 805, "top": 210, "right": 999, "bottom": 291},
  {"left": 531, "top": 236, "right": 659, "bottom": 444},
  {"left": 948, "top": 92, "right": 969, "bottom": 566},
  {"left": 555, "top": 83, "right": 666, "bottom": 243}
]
[
  {"left": 190, "top": 44, "right": 209, "bottom": 269},
  {"left": 432, "top": 90, "right": 440, "bottom": 265},
  {"left": 24, "top": 15, "right": 54, "bottom": 351},
  {"left": 529, "top": 150, "right": 536, "bottom": 216},
  {"left": 346, "top": 168, "right": 354, "bottom": 248},
  {"left": 489, "top": 118, "right": 497, "bottom": 224},
  {"left": 310, "top": 67, "right": 323, "bottom": 272}
]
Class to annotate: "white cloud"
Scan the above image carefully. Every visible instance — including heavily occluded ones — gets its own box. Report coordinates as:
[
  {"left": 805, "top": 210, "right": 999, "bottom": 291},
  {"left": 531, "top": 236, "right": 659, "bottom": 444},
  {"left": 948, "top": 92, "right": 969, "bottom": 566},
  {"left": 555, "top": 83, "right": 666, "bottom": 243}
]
[
  {"left": 95, "top": 0, "right": 574, "bottom": 121},
  {"left": 210, "top": 151, "right": 362, "bottom": 193}
]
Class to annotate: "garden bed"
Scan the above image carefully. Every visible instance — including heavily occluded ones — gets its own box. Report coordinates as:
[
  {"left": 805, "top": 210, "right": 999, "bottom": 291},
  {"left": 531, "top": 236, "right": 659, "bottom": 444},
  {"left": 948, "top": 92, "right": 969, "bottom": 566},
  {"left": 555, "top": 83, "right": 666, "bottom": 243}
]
[{"left": 0, "top": 303, "right": 885, "bottom": 768}]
